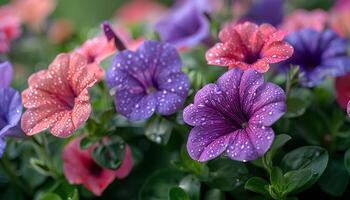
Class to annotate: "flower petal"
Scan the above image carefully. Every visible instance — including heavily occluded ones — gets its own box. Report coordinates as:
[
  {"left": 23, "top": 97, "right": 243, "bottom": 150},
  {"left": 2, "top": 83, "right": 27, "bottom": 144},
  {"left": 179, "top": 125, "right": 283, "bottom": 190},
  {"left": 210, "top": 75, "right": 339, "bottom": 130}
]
[
  {"left": 187, "top": 126, "right": 231, "bottom": 162},
  {"left": 0, "top": 61, "right": 13, "bottom": 88},
  {"left": 226, "top": 124, "right": 274, "bottom": 161}
]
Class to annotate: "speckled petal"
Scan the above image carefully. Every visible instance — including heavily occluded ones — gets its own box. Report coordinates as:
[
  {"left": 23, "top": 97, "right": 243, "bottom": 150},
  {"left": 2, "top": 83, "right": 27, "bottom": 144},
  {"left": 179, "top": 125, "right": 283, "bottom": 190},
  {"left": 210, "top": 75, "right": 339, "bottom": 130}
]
[
  {"left": 0, "top": 61, "right": 13, "bottom": 88},
  {"left": 205, "top": 42, "right": 245, "bottom": 67},
  {"left": 187, "top": 126, "right": 231, "bottom": 162},
  {"left": 249, "top": 83, "right": 286, "bottom": 126},
  {"left": 226, "top": 124, "right": 274, "bottom": 161},
  {"left": 239, "top": 69, "right": 264, "bottom": 112},
  {"left": 155, "top": 91, "right": 184, "bottom": 115},
  {"left": 261, "top": 41, "right": 294, "bottom": 63},
  {"left": 183, "top": 104, "right": 229, "bottom": 127},
  {"left": 157, "top": 72, "right": 190, "bottom": 98}
]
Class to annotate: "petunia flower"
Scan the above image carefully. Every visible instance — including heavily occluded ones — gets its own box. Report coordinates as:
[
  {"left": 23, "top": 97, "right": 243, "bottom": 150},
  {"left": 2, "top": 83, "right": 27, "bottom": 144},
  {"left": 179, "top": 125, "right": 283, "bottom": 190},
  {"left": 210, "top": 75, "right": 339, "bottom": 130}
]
[
  {"left": 242, "top": 0, "right": 285, "bottom": 26},
  {"left": 183, "top": 68, "right": 286, "bottom": 162},
  {"left": 0, "top": 61, "right": 23, "bottom": 157},
  {"left": 335, "top": 73, "right": 350, "bottom": 110},
  {"left": 21, "top": 53, "right": 101, "bottom": 138},
  {"left": 280, "top": 9, "right": 328, "bottom": 33},
  {"left": 106, "top": 40, "right": 190, "bottom": 121},
  {"left": 75, "top": 22, "right": 144, "bottom": 80},
  {"left": 278, "top": 28, "right": 350, "bottom": 87},
  {"left": 63, "top": 137, "right": 133, "bottom": 196},
  {"left": 0, "top": 6, "right": 21, "bottom": 53},
  {"left": 206, "top": 21, "right": 294, "bottom": 73},
  {"left": 155, "top": 0, "right": 210, "bottom": 49},
  {"left": 115, "top": 0, "right": 165, "bottom": 25}
]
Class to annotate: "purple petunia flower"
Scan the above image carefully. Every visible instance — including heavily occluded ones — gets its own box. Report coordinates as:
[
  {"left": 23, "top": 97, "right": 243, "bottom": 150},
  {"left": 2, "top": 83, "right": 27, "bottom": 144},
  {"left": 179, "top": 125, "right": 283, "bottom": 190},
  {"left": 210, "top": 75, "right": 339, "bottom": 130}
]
[
  {"left": 242, "top": 0, "right": 285, "bottom": 26},
  {"left": 183, "top": 68, "right": 286, "bottom": 162},
  {"left": 155, "top": 0, "right": 210, "bottom": 49},
  {"left": 278, "top": 28, "right": 350, "bottom": 87},
  {"left": 107, "top": 40, "right": 190, "bottom": 121},
  {"left": 0, "top": 61, "right": 23, "bottom": 156}
]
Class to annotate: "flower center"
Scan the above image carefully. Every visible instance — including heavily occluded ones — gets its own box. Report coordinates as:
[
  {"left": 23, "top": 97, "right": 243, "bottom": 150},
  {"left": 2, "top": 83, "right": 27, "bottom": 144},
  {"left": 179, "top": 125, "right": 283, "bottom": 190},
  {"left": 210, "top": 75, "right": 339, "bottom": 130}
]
[
  {"left": 241, "top": 122, "right": 248, "bottom": 129},
  {"left": 87, "top": 160, "right": 103, "bottom": 177},
  {"left": 146, "top": 86, "right": 157, "bottom": 94},
  {"left": 244, "top": 53, "right": 260, "bottom": 64}
]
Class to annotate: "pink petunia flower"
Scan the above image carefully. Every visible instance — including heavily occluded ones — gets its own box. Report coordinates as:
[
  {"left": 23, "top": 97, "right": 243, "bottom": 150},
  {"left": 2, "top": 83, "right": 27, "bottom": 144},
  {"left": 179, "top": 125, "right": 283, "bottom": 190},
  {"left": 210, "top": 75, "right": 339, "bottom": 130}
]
[
  {"left": 0, "top": 6, "right": 21, "bottom": 53},
  {"left": 280, "top": 9, "right": 328, "bottom": 33},
  {"left": 206, "top": 22, "right": 294, "bottom": 73},
  {"left": 335, "top": 73, "right": 350, "bottom": 110},
  {"left": 75, "top": 22, "right": 144, "bottom": 80},
  {"left": 63, "top": 137, "right": 133, "bottom": 196},
  {"left": 115, "top": 0, "right": 165, "bottom": 25},
  {"left": 11, "top": 0, "right": 56, "bottom": 30},
  {"left": 21, "top": 53, "right": 101, "bottom": 137}
]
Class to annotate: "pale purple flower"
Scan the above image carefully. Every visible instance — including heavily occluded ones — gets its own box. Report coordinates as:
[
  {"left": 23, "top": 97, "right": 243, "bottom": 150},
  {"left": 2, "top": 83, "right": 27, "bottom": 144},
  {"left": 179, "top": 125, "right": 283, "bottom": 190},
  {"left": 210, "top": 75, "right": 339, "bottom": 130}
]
[
  {"left": 155, "top": 0, "right": 210, "bottom": 49},
  {"left": 107, "top": 40, "right": 190, "bottom": 121},
  {"left": 183, "top": 68, "right": 286, "bottom": 162}
]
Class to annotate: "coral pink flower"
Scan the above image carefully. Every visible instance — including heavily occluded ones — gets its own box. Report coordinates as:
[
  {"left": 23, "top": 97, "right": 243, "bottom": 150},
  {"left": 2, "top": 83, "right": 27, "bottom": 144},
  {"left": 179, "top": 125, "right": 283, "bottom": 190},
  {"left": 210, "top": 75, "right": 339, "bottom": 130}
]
[
  {"left": 0, "top": 6, "right": 21, "bottom": 53},
  {"left": 116, "top": 0, "right": 165, "bottom": 25},
  {"left": 12, "top": 0, "right": 56, "bottom": 30},
  {"left": 21, "top": 53, "right": 101, "bottom": 137},
  {"left": 63, "top": 137, "right": 133, "bottom": 196},
  {"left": 280, "top": 9, "right": 328, "bottom": 33},
  {"left": 330, "top": 10, "right": 350, "bottom": 38},
  {"left": 335, "top": 73, "right": 350, "bottom": 110},
  {"left": 206, "top": 22, "right": 294, "bottom": 73}
]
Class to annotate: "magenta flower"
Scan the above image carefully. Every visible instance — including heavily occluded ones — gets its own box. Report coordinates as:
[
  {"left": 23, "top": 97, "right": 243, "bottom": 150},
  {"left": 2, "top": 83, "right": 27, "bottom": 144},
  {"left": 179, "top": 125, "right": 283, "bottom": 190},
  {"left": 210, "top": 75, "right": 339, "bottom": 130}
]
[
  {"left": 106, "top": 40, "right": 190, "bottom": 121},
  {"left": 183, "top": 68, "right": 286, "bottom": 162}
]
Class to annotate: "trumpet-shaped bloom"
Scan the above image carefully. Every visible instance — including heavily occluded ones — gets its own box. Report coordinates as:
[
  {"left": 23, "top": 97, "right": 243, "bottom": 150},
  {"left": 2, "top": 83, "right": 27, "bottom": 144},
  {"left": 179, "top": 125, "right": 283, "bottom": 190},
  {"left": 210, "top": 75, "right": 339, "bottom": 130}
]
[
  {"left": 280, "top": 9, "right": 328, "bottom": 33},
  {"left": 206, "top": 22, "right": 294, "bottom": 73},
  {"left": 21, "top": 53, "right": 101, "bottom": 137},
  {"left": 278, "top": 28, "right": 350, "bottom": 87},
  {"left": 155, "top": 0, "right": 210, "bottom": 49},
  {"left": 63, "top": 137, "right": 133, "bottom": 196},
  {"left": 107, "top": 40, "right": 190, "bottom": 121},
  {"left": 183, "top": 68, "right": 286, "bottom": 162}
]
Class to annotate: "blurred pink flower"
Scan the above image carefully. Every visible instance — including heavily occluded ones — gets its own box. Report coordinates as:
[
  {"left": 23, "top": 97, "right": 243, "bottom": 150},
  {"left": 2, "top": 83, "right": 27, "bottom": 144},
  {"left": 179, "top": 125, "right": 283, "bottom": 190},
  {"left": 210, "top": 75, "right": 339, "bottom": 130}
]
[
  {"left": 63, "top": 137, "right": 133, "bottom": 196},
  {"left": 48, "top": 18, "right": 74, "bottom": 44},
  {"left": 0, "top": 6, "right": 21, "bottom": 53},
  {"left": 330, "top": 0, "right": 350, "bottom": 38},
  {"left": 21, "top": 53, "right": 101, "bottom": 138},
  {"left": 75, "top": 23, "right": 144, "bottom": 79},
  {"left": 280, "top": 9, "right": 328, "bottom": 33},
  {"left": 115, "top": 0, "right": 165, "bottom": 25},
  {"left": 12, "top": 0, "right": 56, "bottom": 30}
]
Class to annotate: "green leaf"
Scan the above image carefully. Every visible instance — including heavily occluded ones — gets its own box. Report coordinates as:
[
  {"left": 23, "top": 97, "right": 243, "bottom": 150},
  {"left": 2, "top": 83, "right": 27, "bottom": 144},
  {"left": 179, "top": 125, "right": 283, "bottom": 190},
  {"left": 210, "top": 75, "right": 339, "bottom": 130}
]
[
  {"left": 179, "top": 175, "right": 200, "bottom": 200},
  {"left": 67, "top": 189, "right": 79, "bottom": 200},
  {"left": 204, "top": 189, "right": 225, "bottom": 200},
  {"left": 344, "top": 149, "right": 350, "bottom": 174},
  {"left": 30, "top": 158, "right": 51, "bottom": 176},
  {"left": 319, "top": 158, "right": 350, "bottom": 197},
  {"left": 244, "top": 177, "right": 270, "bottom": 197},
  {"left": 139, "top": 169, "right": 185, "bottom": 200},
  {"left": 92, "top": 136, "right": 125, "bottom": 170},
  {"left": 39, "top": 193, "right": 62, "bottom": 200},
  {"left": 169, "top": 187, "right": 190, "bottom": 200},
  {"left": 283, "top": 168, "right": 313, "bottom": 194},
  {"left": 80, "top": 137, "right": 96, "bottom": 149},
  {"left": 145, "top": 115, "right": 173, "bottom": 145},
  {"left": 285, "top": 97, "right": 307, "bottom": 118},
  {"left": 270, "top": 134, "right": 292, "bottom": 151},
  {"left": 206, "top": 158, "right": 250, "bottom": 191},
  {"left": 280, "top": 146, "right": 328, "bottom": 192},
  {"left": 176, "top": 145, "right": 209, "bottom": 179},
  {"left": 270, "top": 167, "right": 284, "bottom": 188}
]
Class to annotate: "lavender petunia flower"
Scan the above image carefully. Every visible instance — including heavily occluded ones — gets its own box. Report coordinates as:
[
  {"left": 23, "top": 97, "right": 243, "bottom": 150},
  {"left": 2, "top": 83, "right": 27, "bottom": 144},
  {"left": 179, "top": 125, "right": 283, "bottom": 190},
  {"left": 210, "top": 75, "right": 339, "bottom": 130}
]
[
  {"left": 107, "top": 40, "right": 190, "bottom": 121},
  {"left": 0, "top": 88, "right": 23, "bottom": 156},
  {"left": 183, "top": 68, "right": 286, "bottom": 162},
  {"left": 155, "top": 0, "right": 210, "bottom": 49},
  {"left": 0, "top": 61, "right": 13, "bottom": 88},
  {"left": 278, "top": 28, "right": 350, "bottom": 87},
  {"left": 242, "top": 0, "right": 285, "bottom": 26}
]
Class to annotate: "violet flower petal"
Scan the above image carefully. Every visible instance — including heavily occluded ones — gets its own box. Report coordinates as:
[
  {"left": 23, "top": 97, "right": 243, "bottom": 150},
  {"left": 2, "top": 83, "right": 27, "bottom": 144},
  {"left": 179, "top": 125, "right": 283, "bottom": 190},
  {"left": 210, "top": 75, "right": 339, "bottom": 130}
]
[{"left": 0, "top": 61, "right": 13, "bottom": 88}]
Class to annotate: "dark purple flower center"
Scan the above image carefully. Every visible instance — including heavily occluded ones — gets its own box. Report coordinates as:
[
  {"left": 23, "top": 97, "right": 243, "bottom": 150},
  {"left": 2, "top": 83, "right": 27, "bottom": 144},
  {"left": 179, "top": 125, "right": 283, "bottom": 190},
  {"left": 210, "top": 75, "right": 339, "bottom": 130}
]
[
  {"left": 87, "top": 160, "right": 103, "bottom": 177},
  {"left": 244, "top": 53, "right": 261, "bottom": 64}
]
